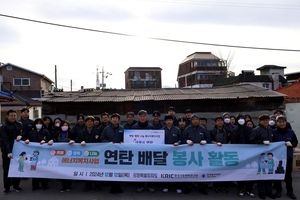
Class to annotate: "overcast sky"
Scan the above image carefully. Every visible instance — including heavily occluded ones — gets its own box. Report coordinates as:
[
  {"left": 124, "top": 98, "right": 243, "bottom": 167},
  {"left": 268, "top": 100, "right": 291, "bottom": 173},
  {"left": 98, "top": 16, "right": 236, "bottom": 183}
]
[{"left": 1, "top": 0, "right": 300, "bottom": 90}]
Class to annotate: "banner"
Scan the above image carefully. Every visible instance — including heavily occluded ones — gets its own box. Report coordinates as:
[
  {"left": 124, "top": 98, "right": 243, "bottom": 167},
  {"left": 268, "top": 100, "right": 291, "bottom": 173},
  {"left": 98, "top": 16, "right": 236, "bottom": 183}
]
[{"left": 9, "top": 141, "right": 286, "bottom": 182}]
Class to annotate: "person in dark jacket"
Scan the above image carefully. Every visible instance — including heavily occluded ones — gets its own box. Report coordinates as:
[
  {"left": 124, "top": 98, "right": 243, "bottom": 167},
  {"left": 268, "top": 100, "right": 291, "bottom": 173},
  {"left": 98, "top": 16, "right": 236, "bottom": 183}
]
[
  {"left": 199, "top": 117, "right": 208, "bottom": 129},
  {"left": 78, "top": 116, "right": 101, "bottom": 192},
  {"left": 210, "top": 116, "right": 230, "bottom": 193},
  {"left": 182, "top": 114, "right": 210, "bottom": 195},
  {"left": 26, "top": 118, "right": 53, "bottom": 191},
  {"left": 273, "top": 109, "right": 292, "bottom": 129},
  {"left": 167, "top": 106, "right": 178, "bottom": 126},
  {"left": 273, "top": 115, "right": 298, "bottom": 199},
  {"left": 123, "top": 112, "right": 137, "bottom": 129},
  {"left": 223, "top": 112, "right": 235, "bottom": 130},
  {"left": 178, "top": 117, "right": 187, "bottom": 140},
  {"left": 131, "top": 110, "right": 155, "bottom": 193},
  {"left": 98, "top": 112, "right": 111, "bottom": 135},
  {"left": 269, "top": 115, "right": 277, "bottom": 130},
  {"left": 19, "top": 107, "right": 33, "bottom": 139},
  {"left": 72, "top": 114, "right": 86, "bottom": 142},
  {"left": 231, "top": 114, "right": 254, "bottom": 198},
  {"left": 184, "top": 109, "right": 193, "bottom": 127},
  {"left": 52, "top": 117, "right": 63, "bottom": 140},
  {"left": 101, "top": 113, "right": 124, "bottom": 194},
  {"left": 151, "top": 110, "right": 164, "bottom": 130},
  {"left": 93, "top": 116, "right": 101, "bottom": 128},
  {"left": 249, "top": 114, "right": 276, "bottom": 199},
  {"left": 55, "top": 120, "right": 76, "bottom": 192},
  {"left": 101, "top": 113, "right": 124, "bottom": 144},
  {"left": 43, "top": 116, "right": 54, "bottom": 137},
  {"left": 1, "top": 110, "right": 23, "bottom": 195},
  {"left": 161, "top": 115, "right": 181, "bottom": 193}
]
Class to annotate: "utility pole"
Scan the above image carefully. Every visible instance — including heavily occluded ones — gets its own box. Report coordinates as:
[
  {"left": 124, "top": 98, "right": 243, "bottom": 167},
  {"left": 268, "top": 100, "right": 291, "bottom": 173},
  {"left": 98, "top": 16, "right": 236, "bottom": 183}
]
[
  {"left": 96, "top": 67, "right": 100, "bottom": 90},
  {"left": 99, "top": 66, "right": 112, "bottom": 89},
  {"left": 55, "top": 65, "right": 57, "bottom": 89},
  {"left": 70, "top": 79, "right": 72, "bottom": 91}
]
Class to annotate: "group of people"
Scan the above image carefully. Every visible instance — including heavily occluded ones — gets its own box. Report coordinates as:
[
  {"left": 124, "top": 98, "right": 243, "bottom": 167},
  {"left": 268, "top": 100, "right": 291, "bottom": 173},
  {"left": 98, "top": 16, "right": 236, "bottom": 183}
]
[{"left": 0, "top": 107, "right": 298, "bottom": 199}]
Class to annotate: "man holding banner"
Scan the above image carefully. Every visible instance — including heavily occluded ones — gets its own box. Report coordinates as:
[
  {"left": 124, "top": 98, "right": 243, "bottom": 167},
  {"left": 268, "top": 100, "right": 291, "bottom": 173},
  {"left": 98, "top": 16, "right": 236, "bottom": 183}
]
[
  {"left": 1, "top": 110, "right": 23, "bottom": 195},
  {"left": 250, "top": 114, "right": 276, "bottom": 199}
]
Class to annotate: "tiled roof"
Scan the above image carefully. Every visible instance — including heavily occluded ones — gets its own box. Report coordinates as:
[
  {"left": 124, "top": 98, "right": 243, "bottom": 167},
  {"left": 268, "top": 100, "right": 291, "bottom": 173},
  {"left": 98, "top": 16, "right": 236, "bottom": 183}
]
[
  {"left": 180, "top": 52, "right": 221, "bottom": 65},
  {"left": 256, "top": 65, "right": 286, "bottom": 70},
  {"left": 276, "top": 79, "right": 300, "bottom": 98},
  {"left": 41, "top": 84, "right": 285, "bottom": 103}
]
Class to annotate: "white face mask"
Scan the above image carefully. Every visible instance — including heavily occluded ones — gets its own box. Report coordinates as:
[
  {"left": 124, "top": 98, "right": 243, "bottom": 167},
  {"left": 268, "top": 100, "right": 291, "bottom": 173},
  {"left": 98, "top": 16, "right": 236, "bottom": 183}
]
[
  {"left": 55, "top": 123, "right": 60, "bottom": 127},
  {"left": 61, "top": 126, "right": 68, "bottom": 131},
  {"left": 238, "top": 119, "right": 245, "bottom": 125},
  {"left": 224, "top": 118, "right": 230, "bottom": 124},
  {"left": 269, "top": 120, "right": 276, "bottom": 126},
  {"left": 36, "top": 124, "right": 42, "bottom": 130}
]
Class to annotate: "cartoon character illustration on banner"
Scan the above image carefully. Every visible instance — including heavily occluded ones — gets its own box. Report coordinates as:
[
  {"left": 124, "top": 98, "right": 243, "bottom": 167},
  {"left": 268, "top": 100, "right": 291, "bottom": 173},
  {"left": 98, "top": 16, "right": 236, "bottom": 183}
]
[
  {"left": 18, "top": 151, "right": 27, "bottom": 172},
  {"left": 267, "top": 152, "right": 274, "bottom": 174},
  {"left": 257, "top": 153, "right": 266, "bottom": 174},
  {"left": 30, "top": 150, "right": 39, "bottom": 171}
]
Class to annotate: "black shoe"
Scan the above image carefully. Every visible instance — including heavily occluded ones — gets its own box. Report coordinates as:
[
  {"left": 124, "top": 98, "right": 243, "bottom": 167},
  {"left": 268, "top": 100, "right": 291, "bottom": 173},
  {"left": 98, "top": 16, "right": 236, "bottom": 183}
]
[
  {"left": 60, "top": 188, "right": 66, "bottom": 193},
  {"left": 266, "top": 192, "right": 276, "bottom": 199},
  {"left": 13, "top": 187, "right": 22, "bottom": 192},
  {"left": 287, "top": 192, "right": 297, "bottom": 199},
  {"left": 275, "top": 191, "right": 282, "bottom": 198},
  {"left": 116, "top": 187, "right": 123, "bottom": 193},
  {"left": 199, "top": 187, "right": 208, "bottom": 195},
  {"left": 222, "top": 187, "right": 228, "bottom": 193},
  {"left": 259, "top": 193, "right": 266, "bottom": 199},
  {"left": 183, "top": 187, "right": 191, "bottom": 194},
  {"left": 110, "top": 187, "right": 117, "bottom": 194},
  {"left": 83, "top": 186, "right": 92, "bottom": 192},
  {"left": 95, "top": 186, "right": 101, "bottom": 191},
  {"left": 32, "top": 187, "right": 39, "bottom": 191},
  {"left": 3, "top": 189, "right": 10, "bottom": 195}
]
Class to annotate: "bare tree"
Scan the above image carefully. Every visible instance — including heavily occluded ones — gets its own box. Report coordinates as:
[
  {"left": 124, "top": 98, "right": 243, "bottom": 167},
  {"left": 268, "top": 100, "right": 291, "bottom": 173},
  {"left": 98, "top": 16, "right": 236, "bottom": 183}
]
[{"left": 214, "top": 49, "right": 236, "bottom": 77}]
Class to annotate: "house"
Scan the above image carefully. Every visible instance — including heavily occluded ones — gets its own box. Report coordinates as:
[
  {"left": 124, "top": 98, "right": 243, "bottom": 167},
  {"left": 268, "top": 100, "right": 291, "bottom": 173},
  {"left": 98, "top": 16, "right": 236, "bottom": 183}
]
[
  {"left": 124, "top": 67, "right": 162, "bottom": 89},
  {"left": 214, "top": 70, "right": 287, "bottom": 90},
  {"left": 285, "top": 71, "right": 300, "bottom": 84},
  {"left": 0, "top": 63, "right": 54, "bottom": 122},
  {"left": 177, "top": 52, "right": 227, "bottom": 88},
  {"left": 41, "top": 84, "right": 285, "bottom": 129}
]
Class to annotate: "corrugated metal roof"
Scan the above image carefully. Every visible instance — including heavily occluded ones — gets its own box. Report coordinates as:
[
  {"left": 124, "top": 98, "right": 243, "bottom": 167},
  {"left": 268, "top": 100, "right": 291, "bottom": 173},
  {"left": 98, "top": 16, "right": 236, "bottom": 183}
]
[{"left": 41, "top": 84, "right": 285, "bottom": 103}]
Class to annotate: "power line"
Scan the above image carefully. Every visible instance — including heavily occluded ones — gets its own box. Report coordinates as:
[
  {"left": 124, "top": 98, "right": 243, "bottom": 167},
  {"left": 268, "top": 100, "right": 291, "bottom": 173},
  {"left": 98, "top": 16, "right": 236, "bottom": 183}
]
[{"left": 0, "top": 13, "right": 300, "bottom": 52}]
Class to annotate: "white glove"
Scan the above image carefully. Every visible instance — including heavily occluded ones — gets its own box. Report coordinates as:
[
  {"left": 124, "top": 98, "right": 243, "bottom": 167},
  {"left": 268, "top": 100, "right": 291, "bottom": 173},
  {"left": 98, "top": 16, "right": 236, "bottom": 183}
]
[
  {"left": 174, "top": 143, "right": 179, "bottom": 146},
  {"left": 48, "top": 140, "right": 53, "bottom": 145},
  {"left": 69, "top": 140, "right": 75, "bottom": 145},
  {"left": 40, "top": 140, "right": 45, "bottom": 144},
  {"left": 187, "top": 140, "right": 193, "bottom": 146},
  {"left": 25, "top": 139, "right": 30, "bottom": 144},
  {"left": 200, "top": 140, "right": 207, "bottom": 145},
  {"left": 285, "top": 141, "right": 292, "bottom": 147},
  {"left": 217, "top": 142, "right": 222, "bottom": 146},
  {"left": 7, "top": 153, "right": 13, "bottom": 158},
  {"left": 16, "top": 135, "right": 22, "bottom": 141},
  {"left": 263, "top": 140, "right": 270, "bottom": 145},
  {"left": 81, "top": 141, "right": 86, "bottom": 146}
]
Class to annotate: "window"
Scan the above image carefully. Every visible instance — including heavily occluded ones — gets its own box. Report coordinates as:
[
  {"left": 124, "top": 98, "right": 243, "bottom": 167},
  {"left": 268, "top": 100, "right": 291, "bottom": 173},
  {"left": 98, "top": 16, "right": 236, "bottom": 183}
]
[
  {"left": 262, "top": 83, "right": 270, "bottom": 89},
  {"left": 197, "top": 74, "right": 208, "bottom": 80},
  {"left": 13, "top": 78, "right": 30, "bottom": 86}
]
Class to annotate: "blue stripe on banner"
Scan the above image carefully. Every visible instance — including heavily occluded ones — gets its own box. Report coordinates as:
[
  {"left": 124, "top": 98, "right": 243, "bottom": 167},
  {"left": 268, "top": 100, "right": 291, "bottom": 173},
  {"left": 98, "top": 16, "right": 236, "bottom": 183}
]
[{"left": 9, "top": 141, "right": 286, "bottom": 182}]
